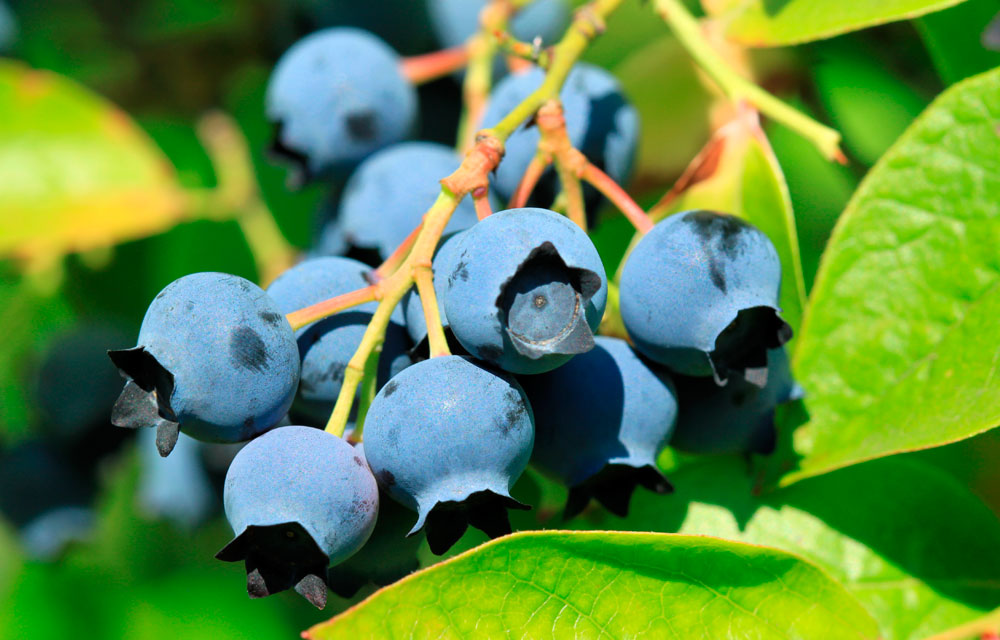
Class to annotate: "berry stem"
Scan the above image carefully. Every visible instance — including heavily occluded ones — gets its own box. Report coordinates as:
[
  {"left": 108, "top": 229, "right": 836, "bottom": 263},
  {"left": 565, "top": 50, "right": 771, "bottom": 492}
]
[
  {"left": 494, "top": 31, "right": 552, "bottom": 68},
  {"left": 313, "top": 0, "right": 625, "bottom": 438},
  {"left": 509, "top": 154, "right": 551, "bottom": 208},
  {"left": 375, "top": 223, "right": 422, "bottom": 281},
  {"left": 285, "top": 286, "right": 378, "bottom": 331},
  {"left": 473, "top": 188, "right": 494, "bottom": 219},
  {"left": 580, "top": 162, "right": 654, "bottom": 234},
  {"left": 195, "top": 111, "right": 297, "bottom": 285},
  {"left": 400, "top": 46, "right": 471, "bottom": 85},
  {"left": 652, "top": 0, "right": 844, "bottom": 162},
  {"left": 555, "top": 159, "right": 587, "bottom": 230},
  {"left": 351, "top": 348, "right": 382, "bottom": 441},
  {"left": 414, "top": 262, "right": 451, "bottom": 358}
]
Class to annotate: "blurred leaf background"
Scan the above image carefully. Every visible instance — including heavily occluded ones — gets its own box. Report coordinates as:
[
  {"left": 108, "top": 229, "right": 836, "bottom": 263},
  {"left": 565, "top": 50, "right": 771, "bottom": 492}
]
[{"left": 1, "top": 0, "right": 999, "bottom": 638}]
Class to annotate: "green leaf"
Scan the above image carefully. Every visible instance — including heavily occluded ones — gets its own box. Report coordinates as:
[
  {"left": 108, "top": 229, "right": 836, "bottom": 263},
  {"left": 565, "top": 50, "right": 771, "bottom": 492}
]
[
  {"left": 915, "top": 0, "right": 1000, "bottom": 85},
  {"left": 778, "top": 66, "right": 1000, "bottom": 485},
  {"left": 585, "top": 456, "right": 1000, "bottom": 640},
  {"left": 0, "top": 61, "right": 186, "bottom": 268},
  {"left": 719, "top": 0, "right": 969, "bottom": 47},
  {"left": 651, "top": 110, "right": 807, "bottom": 333},
  {"left": 811, "top": 45, "right": 928, "bottom": 166},
  {"left": 308, "top": 530, "right": 878, "bottom": 639}
]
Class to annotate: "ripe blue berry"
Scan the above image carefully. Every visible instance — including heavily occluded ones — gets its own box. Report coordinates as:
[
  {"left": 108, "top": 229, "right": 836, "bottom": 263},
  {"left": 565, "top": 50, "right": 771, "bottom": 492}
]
[
  {"left": 339, "top": 142, "right": 489, "bottom": 258},
  {"left": 620, "top": 210, "right": 792, "bottom": 385},
  {"left": 481, "top": 64, "right": 639, "bottom": 202},
  {"left": 266, "top": 28, "right": 417, "bottom": 181},
  {"left": 217, "top": 426, "right": 378, "bottom": 608},
  {"left": 265, "top": 257, "right": 411, "bottom": 426},
  {"left": 137, "top": 429, "right": 214, "bottom": 530},
  {"left": 520, "top": 336, "right": 677, "bottom": 518},
  {"left": 671, "top": 348, "right": 803, "bottom": 455},
  {"left": 364, "top": 356, "right": 534, "bottom": 555},
  {"left": 442, "top": 208, "right": 607, "bottom": 374},
  {"left": 109, "top": 273, "right": 300, "bottom": 457},
  {"left": 428, "top": 0, "right": 569, "bottom": 50},
  {"left": 0, "top": 2, "right": 15, "bottom": 51},
  {"left": 21, "top": 506, "right": 95, "bottom": 561}
]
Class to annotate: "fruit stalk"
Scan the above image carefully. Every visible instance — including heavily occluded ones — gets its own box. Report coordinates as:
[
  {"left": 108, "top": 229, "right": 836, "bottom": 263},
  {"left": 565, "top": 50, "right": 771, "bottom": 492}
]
[
  {"left": 580, "top": 162, "right": 653, "bottom": 233},
  {"left": 652, "top": 0, "right": 844, "bottom": 162},
  {"left": 318, "top": 0, "right": 626, "bottom": 438},
  {"left": 400, "top": 46, "right": 471, "bottom": 84}
]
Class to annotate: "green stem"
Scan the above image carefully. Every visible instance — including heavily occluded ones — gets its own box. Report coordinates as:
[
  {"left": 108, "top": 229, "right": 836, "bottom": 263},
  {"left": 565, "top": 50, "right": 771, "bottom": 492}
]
[
  {"left": 652, "top": 0, "right": 844, "bottom": 162},
  {"left": 352, "top": 348, "right": 382, "bottom": 441}
]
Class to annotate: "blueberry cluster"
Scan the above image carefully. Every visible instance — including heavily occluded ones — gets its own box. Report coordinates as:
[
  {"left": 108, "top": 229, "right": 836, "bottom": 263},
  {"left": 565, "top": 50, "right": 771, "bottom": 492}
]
[{"left": 102, "top": 19, "right": 799, "bottom": 609}]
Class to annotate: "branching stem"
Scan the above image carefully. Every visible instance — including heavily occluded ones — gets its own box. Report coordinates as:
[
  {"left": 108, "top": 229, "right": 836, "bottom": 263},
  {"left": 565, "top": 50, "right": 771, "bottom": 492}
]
[
  {"left": 652, "top": 0, "right": 844, "bottom": 162},
  {"left": 401, "top": 46, "right": 470, "bottom": 84}
]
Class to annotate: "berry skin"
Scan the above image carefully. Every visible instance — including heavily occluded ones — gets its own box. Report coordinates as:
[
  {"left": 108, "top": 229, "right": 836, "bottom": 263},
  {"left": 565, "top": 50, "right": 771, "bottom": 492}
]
[
  {"left": 266, "top": 28, "right": 417, "bottom": 180},
  {"left": 20, "top": 507, "right": 95, "bottom": 561},
  {"left": 520, "top": 336, "right": 677, "bottom": 518},
  {"left": 428, "top": 0, "right": 569, "bottom": 50},
  {"left": 619, "top": 210, "right": 792, "bottom": 386},
  {"left": 108, "top": 273, "right": 300, "bottom": 457},
  {"left": 339, "top": 142, "right": 490, "bottom": 258},
  {"left": 0, "top": 2, "right": 15, "bottom": 51},
  {"left": 363, "top": 356, "right": 534, "bottom": 555},
  {"left": 217, "top": 426, "right": 378, "bottom": 609},
  {"left": 137, "top": 429, "right": 214, "bottom": 530},
  {"left": 441, "top": 208, "right": 607, "bottom": 375},
  {"left": 265, "top": 257, "right": 411, "bottom": 426},
  {"left": 671, "top": 348, "right": 803, "bottom": 455},
  {"left": 402, "top": 231, "right": 465, "bottom": 346},
  {"left": 481, "top": 64, "right": 639, "bottom": 203}
]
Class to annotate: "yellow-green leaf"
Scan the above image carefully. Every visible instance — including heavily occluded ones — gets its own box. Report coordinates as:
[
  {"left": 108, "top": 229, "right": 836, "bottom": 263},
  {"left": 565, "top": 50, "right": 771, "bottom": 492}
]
[
  {"left": 308, "top": 531, "right": 878, "bottom": 640},
  {"left": 719, "top": 0, "right": 968, "bottom": 47},
  {"left": 0, "top": 61, "right": 186, "bottom": 266}
]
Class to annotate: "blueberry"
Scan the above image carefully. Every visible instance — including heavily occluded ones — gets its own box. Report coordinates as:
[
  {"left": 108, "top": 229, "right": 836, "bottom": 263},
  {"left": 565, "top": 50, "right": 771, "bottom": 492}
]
[
  {"left": 339, "top": 142, "right": 491, "bottom": 258},
  {"left": 520, "top": 336, "right": 677, "bottom": 518},
  {"left": 363, "top": 356, "right": 534, "bottom": 555},
  {"left": 481, "top": 64, "right": 639, "bottom": 203},
  {"left": 20, "top": 506, "right": 95, "bottom": 561},
  {"left": 0, "top": 1, "right": 16, "bottom": 52},
  {"left": 109, "top": 273, "right": 300, "bottom": 456},
  {"left": 402, "top": 231, "right": 466, "bottom": 346},
  {"left": 326, "top": 445, "right": 423, "bottom": 597},
  {"left": 266, "top": 28, "right": 417, "bottom": 180},
  {"left": 217, "top": 425, "right": 378, "bottom": 608},
  {"left": 137, "top": 429, "right": 214, "bottom": 530},
  {"left": 442, "top": 208, "right": 606, "bottom": 374},
  {"left": 0, "top": 441, "right": 93, "bottom": 529},
  {"left": 671, "top": 348, "right": 803, "bottom": 455},
  {"left": 428, "top": 0, "right": 568, "bottom": 50},
  {"left": 620, "top": 210, "right": 793, "bottom": 385},
  {"left": 265, "top": 257, "right": 411, "bottom": 426}
]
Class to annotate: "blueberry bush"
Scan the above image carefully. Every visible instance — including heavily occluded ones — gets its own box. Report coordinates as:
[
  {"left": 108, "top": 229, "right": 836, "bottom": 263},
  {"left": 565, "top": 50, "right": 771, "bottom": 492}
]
[{"left": 2, "top": 0, "right": 1000, "bottom": 638}]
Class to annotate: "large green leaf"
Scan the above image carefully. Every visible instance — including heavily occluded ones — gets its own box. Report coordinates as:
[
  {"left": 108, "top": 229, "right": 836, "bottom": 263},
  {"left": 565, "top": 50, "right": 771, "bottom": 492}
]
[
  {"left": 777, "top": 66, "right": 1000, "bottom": 485},
  {"left": 308, "top": 531, "right": 878, "bottom": 639},
  {"left": 716, "top": 0, "right": 968, "bottom": 47},
  {"left": 649, "top": 109, "right": 807, "bottom": 333},
  {"left": 0, "top": 61, "right": 186, "bottom": 267},
  {"left": 585, "top": 457, "right": 1000, "bottom": 640}
]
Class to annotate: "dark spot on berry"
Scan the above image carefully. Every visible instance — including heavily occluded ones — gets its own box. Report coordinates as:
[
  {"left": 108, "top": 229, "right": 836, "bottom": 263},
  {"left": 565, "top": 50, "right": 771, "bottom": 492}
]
[
  {"left": 682, "top": 210, "right": 750, "bottom": 294},
  {"left": 328, "top": 362, "right": 347, "bottom": 383},
  {"left": 494, "top": 388, "right": 527, "bottom": 437},
  {"left": 451, "top": 260, "right": 470, "bottom": 284},
  {"left": 345, "top": 111, "right": 377, "bottom": 142},
  {"left": 382, "top": 380, "right": 398, "bottom": 398},
  {"left": 376, "top": 469, "right": 395, "bottom": 488},
  {"left": 353, "top": 456, "right": 364, "bottom": 467},
  {"left": 478, "top": 344, "right": 503, "bottom": 362},
  {"left": 230, "top": 326, "right": 271, "bottom": 372},
  {"left": 259, "top": 311, "right": 284, "bottom": 326}
]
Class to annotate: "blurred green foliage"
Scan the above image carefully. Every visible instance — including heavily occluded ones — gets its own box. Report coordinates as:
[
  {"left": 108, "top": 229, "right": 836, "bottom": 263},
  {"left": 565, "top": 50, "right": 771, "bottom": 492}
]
[{"left": 0, "top": 0, "right": 996, "bottom": 638}]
